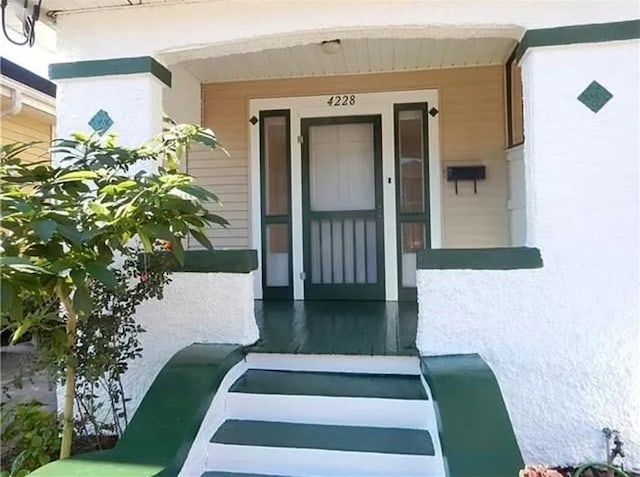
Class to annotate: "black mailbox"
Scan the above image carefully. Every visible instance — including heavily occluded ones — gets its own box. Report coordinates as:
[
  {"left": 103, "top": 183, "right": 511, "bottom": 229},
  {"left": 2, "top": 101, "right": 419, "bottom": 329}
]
[{"left": 446, "top": 166, "right": 486, "bottom": 194}]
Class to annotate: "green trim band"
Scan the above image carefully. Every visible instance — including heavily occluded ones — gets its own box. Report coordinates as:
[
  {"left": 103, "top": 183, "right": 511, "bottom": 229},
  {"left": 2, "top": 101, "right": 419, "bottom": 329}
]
[
  {"left": 31, "top": 344, "right": 245, "bottom": 477},
  {"left": 174, "top": 249, "right": 258, "bottom": 273},
  {"left": 417, "top": 247, "right": 542, "bottom": 270},
  {"left": 516, "top": 20, "right": 640, "bottom": 61},
  {"left": 421, "top": 354, "right": 524, "bottom": 477},
  {"left": 49, "top": 56, "right": 172, "bottom": 87}
]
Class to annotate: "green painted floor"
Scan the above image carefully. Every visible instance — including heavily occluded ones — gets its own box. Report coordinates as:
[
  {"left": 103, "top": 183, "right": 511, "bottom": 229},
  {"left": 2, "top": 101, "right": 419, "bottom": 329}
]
[{"left": 250, "top": 300, "right": 418, "bottom": 355}]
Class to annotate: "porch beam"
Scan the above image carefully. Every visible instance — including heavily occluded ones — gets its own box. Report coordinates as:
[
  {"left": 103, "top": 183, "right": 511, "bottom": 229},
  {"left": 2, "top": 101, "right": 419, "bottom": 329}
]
[
  {"left": 516, "top": 19, "right": 640, "bottom": 62},
  {"left": 49, "top": 56, "right": 172, "bottom": 88}
]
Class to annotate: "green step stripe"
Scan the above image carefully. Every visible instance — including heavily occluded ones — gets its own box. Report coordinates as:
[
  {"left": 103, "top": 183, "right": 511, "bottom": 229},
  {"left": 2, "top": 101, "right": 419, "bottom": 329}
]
[
  {"left": 211, "top": 420, "right": 434, "bottom": 456},
  {"left": 230, "top": 369, "right": 428, "bottom": 400},
  {"left": 201, "top": 473, "right": 291, "bottom": 477},
  {"left": 420, "top": 354, "right": 524, "bottom": 477}
]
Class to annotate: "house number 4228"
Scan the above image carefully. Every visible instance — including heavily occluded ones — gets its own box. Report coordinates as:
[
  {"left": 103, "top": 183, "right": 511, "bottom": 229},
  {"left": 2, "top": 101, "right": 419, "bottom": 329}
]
[{"left": 327, "top": 95, "right": 356, "bottom": 106}]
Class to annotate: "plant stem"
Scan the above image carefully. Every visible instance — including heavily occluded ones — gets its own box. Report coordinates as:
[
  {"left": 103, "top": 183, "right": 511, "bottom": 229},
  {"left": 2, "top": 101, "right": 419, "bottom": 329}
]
[{"left": 56, "top": 285, "right": 77, "bottom": 459}]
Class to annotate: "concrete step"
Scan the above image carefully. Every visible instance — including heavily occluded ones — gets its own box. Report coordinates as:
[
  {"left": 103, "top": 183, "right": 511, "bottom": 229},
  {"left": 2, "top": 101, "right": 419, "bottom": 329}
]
[
  {"left": 226, "top": 369, "right": 433, "bottom": 429},
  {"left": 207, "top": 419, "right": 443, "bottom": 477},
  {"left": 244, "top": 353, "right": 420, "bottom": 375},
  {"left": 229, "top": 369, "right": 428, "bottom": 400}
]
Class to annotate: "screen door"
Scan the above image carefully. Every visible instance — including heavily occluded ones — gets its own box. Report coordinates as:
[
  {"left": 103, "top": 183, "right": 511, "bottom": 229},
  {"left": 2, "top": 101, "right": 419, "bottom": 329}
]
[{"left": 301, "top": 115, "right": 385, "bottom": 300}]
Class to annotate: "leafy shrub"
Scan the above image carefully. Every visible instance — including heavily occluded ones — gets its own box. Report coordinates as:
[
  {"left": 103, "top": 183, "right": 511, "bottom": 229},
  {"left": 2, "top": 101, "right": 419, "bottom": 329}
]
[
  {"left": 70, "top": 250, "right": 172, "bottom": 442},
  {"left": 0, "top": 401, "right": 61, "bottom": 477}
]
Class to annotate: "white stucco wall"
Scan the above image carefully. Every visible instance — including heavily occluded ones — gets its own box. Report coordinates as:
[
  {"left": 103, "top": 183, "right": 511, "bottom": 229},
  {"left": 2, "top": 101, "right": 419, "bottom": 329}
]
[
  {"left": 418, "top": 40, "right": 640, "bottom": 467},
  {"left": 55, "top": 74, "right": 164, "bottom": 148},
  {"left": 506, "top": 145, "right": 526, "bottom": 246},
  {"left": 162, "top": 64, "right": 202, "bottom": 125},
  {"left": 53, "top": 1, "right": 639, "bottom": 64},
  {"left": 57, "top": 272, "right": 258, "bottom": 422}
]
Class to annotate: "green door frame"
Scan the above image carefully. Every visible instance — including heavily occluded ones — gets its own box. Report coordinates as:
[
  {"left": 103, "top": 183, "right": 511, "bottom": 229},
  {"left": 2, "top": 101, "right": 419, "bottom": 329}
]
[
  {"left": 260, "top": 109, "right": 293, "bottom": 300},
  {"left": 301, "top": 115, "right": 386, "bottom": 301},
  {"left": 394, "top": 103, "right": 431, "bottom": 302}
]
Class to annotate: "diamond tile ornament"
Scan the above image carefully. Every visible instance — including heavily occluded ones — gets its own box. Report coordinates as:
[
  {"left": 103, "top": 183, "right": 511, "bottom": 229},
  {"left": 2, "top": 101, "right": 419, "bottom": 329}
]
[
  {"left": 88, "top": 109, "right": 114, "bottom": 134},
  {"left": 577, "top": 81, "right": 613, "bottom": 113},
  {"left": 429, "top": 107, "right": 439, "bottom": 117},
  {"left": 249, "top": 116, "right": 259, "bottom": 125}
]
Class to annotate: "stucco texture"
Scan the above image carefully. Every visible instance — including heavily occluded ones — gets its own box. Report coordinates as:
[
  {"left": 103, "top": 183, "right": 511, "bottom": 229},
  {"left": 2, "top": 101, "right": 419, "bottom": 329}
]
[
  {"left": 57, "top": 272, "right": 258, "bottom": 421},
  {"left": 418, "top": 40, "right": 640, "bottom": 467},
  {"left": 127, "top": 272, "right": 258, "bottom": 414}
]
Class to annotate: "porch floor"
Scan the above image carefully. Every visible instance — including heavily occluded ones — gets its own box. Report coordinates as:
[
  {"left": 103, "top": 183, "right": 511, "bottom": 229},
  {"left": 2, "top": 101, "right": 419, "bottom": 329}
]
[{"left": 250, "top": 300, "right": 418, "bottom": 356}]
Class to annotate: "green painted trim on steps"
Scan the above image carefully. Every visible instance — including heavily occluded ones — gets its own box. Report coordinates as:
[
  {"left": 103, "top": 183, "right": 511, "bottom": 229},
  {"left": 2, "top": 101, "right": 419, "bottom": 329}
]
[
  {"left": 417, "top": 247, "right": 542, "bottom": 270},
  {"left": 201, "top": 473, "right": 291, "bottom": 477},
  {"left": 516, "top": 20, "right": 640, "bottom": 61},
  {"left": 420, "top": 354, "right": 524, "bottom": 477},
  {"left": 30, "top": 344, "right": 245, "bottom": 477},
  {"left": 211, "top": 419, "right": 435, "bottom": 456},
  {"left": 49, "top": 56, "right": 172, "bottom": 87},
  {"left": 229, "top": 369, "right": 428, "bottom": 400}
]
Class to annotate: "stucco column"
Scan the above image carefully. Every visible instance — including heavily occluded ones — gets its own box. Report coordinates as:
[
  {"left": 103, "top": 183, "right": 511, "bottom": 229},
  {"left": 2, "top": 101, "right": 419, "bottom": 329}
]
[
  {"left": 520, "top": 39, "right": 640, "bottom": 464},
  {"left": 50, "top": 57, "right": 170, "bottom": 171}
]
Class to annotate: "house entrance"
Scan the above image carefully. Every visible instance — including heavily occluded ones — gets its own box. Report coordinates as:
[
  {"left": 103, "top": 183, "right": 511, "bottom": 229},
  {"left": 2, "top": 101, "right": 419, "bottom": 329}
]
[
  {"left": 251, "top": 90, "right": 441, "bottom": 301},
  {"left": 301, "top": 116, "right": 385, "bottom": 300}
]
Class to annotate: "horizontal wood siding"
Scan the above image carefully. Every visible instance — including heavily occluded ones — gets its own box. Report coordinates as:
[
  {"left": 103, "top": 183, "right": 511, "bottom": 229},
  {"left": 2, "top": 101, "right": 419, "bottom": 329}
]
[
  {"left": 509, "top": 61, "right": 525, "bottom": 146},
  {"left": 200, "top": 65, "right": 508, "bottom": 249},
  {"left": 1, "top": 114, "right": 52, "bottom": 163}
]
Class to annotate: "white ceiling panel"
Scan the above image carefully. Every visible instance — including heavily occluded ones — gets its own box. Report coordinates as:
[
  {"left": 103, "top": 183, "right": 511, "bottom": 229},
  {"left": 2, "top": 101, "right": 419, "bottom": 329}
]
[{"left": 181, "top": 37, "right": 516, "bottom": 83}]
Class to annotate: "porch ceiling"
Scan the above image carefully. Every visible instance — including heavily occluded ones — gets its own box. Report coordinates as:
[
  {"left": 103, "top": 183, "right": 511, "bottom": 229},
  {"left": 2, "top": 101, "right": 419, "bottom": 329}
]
[{"left": 179, "top": 37, "right": 516, "bottom": 83}]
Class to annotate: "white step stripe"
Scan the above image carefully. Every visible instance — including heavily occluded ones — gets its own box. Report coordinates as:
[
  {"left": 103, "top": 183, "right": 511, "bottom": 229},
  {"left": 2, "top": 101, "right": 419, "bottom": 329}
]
[
  {"left": 207, "top": 443, "right": 445, "bottom": 477},
  {"left": 226, "top": 392, "right": 434, "bottom": 429},
  {"left": 246, "top": 353, "right": 421, "bottom": 374}
]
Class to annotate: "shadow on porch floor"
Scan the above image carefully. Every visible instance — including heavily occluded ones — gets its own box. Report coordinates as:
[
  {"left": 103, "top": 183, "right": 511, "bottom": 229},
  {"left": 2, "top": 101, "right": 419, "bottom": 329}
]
[{"left": 249, "top": 300, "right": 418, "bottom": 356}]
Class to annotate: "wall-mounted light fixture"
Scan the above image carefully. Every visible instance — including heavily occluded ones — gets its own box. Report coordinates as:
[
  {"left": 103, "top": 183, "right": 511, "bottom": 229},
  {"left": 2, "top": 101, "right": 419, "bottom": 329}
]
[
  {"left": 320, "top": 39, "right": 341, "bottom": 55},
  {"left": 1, "top": 0, "right": 43, "bottom": 47}
]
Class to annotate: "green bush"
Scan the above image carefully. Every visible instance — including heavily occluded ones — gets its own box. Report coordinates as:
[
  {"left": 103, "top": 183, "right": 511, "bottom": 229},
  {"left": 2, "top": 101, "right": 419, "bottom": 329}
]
[{"left": 1, "top": 401, "right": 61, "bottom": 477}]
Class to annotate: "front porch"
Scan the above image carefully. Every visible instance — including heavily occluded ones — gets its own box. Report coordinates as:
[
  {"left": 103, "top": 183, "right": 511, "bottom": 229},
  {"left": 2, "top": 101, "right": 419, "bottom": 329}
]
[
  {"left": 42, "top": 0, "right": 640, "bottom": 469},
  {"left": 252, "top": 299, "right": 418, "bottom": 355}
]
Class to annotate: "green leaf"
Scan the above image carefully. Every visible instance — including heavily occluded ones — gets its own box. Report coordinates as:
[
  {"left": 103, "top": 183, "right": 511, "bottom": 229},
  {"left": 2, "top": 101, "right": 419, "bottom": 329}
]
[
  {"left": 32, "top": 219, "right": 58, "bottom": 242},
  {"left": 69, "top": 269, "right": 86, "bottom": 286},
  {"left": 178, "top": 185, "right": 219, "bottom": 202},
  {"left": 189, "top": 229, "right": 213, "bottom": 250},
  {"left": 100, "top": 180, "right": 137, "bottom": 195},
  {"left": 193, "top": 129, "right": 222, "bottom": 150},
  {"left": 12, "top": 321, "right": 31, "bottom": 344},
  {"left": 171, "top": 237, "right": 185, "bottom": 266},
  {"left": 0, "top": 281, "right": 15, "bottom": 314},
  {"left": 57, "top": 224, "right": 83, "bottom": 246},
  {"left": 203, "top": 213, "right": 230, "bottom": 228},
  {"left": 71, "top": 131, "right": 90, "bottom": 142},
  {"left": 0, "top": 257, "right": 51, "bottom": 274},
  {"left": 137, "top": 230, "right": 153, "bottom": 252},
  {"left": 141, "top": 223, "right": 174, "bottom": 242},
  {"left": 54, "top": 170, "right": 99, "bottom": 183},
  {"left": 73, "top": 284, "right": 92, "bottom": 319},
  {"left": 85, "top": 261, "right": 117, "bottom": 289}
]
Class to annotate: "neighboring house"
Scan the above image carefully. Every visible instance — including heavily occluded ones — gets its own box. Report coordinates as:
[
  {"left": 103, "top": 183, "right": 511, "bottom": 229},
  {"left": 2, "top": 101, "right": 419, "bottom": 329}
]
[
  {"left": 0, "top": 57, "right": 56, "bottom": 162},
  {"left": 24, "top": 1, "right": 640, "bottom": 476}
]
